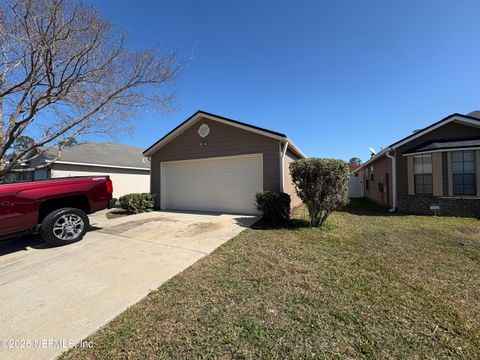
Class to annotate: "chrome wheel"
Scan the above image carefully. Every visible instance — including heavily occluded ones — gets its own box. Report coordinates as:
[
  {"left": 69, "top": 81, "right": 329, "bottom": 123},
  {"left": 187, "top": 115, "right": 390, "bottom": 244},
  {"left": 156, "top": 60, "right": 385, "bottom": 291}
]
[{"left": 52, "top": 214, "right": 85, "bottom": 241}]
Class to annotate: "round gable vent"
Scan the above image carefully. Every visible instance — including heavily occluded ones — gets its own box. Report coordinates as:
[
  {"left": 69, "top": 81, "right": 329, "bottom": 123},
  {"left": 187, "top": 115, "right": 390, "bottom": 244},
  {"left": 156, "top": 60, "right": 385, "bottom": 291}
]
[{"left": 198, "top": 123, "right": 210, "bottom": 138}]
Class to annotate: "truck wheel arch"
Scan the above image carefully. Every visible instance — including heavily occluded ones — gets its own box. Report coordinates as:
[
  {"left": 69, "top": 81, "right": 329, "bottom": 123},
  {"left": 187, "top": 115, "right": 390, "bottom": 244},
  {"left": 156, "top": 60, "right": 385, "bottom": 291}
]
[{"left": 38, "top": 196, "right": 90, "bottom": 223}]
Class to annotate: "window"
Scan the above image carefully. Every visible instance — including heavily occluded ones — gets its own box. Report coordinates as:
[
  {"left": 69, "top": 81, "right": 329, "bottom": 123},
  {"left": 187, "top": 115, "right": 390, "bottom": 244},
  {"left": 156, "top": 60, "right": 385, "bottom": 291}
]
[
  {"left": 414, "top": 154, "right": 432, "bottom": 195},
  {"left": 452, "top": 150, "right": 476, "bottom": 196},
  {"left": 370, "top": 166, "right": 374, "bottom": 181},
  {"left": 16, "top": 171, "right": 34, "bottom": 181}
]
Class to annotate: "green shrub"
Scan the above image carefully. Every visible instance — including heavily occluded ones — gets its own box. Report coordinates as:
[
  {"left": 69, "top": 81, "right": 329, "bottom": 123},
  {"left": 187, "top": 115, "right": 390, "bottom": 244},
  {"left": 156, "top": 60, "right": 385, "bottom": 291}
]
[
  {"left": 290, "top": 158, "right": 349, "bottom": 227},
  {"left": 118, "top": 193, "right": 155, "bottom": 214},
  {"left": 255, "top": 191, "right": 291, "bottom": 222}
]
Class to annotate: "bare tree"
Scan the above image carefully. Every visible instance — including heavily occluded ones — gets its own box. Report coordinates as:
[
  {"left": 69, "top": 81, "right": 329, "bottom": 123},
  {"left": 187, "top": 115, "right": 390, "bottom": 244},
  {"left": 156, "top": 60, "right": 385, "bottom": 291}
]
[{"left": 0, "top": 0, "right": 179, "bottom": 178}]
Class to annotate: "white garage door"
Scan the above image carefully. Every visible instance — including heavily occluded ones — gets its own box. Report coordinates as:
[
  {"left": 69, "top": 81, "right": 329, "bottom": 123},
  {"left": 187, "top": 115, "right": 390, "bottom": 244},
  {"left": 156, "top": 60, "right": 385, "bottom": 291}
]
[{"left": 162, "top": 154, "right": 263, "bottom": 214}]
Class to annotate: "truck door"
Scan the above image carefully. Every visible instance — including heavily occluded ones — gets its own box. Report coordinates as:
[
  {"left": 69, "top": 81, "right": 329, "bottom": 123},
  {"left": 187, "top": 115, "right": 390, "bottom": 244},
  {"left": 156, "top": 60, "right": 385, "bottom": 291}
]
[{"left": 0, "top": 191, "right": 36, "bottom": 236}]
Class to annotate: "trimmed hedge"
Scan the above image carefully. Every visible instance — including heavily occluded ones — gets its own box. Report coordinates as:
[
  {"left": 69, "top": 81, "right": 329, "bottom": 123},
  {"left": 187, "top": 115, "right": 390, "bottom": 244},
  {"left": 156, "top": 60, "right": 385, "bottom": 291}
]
[
  {"left": 256, "top": 191, "right": 291, "bottom": 222},
  {"left": 290, "top": 158, "right": 349, "bottom": 227},
  {"left": 118, "top": 193, "right": 155, "bottom": 214}
]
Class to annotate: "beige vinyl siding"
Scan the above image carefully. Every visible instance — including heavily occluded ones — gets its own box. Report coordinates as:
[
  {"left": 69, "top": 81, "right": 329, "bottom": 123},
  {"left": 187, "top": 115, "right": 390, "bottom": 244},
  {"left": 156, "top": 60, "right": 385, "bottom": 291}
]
[
  {"left": 447, "top": 152, "right": 453, "bottom": 196},
  {"left": 283, "top": 149, "right": 302, "bottom": 207},
  {"left": 51, "top": 164, "right": 150, "bottom": 197},
  {"left": 150, "top": 116, "right": 281, "bottom": 208},
  {"left": 397, "top": 122, "right": 480, "bottom": 196},
  {"left": 477, "top": 150, "right": 480, "bottom": 196},
  {"left": 406, "top": 149, "right": 480, "bottom": 199},
  {"left": 432, "top": 152, "right": 443, "bottom": 196},
  {"left": 363, "top": 155, "right": 393, "bottom": 207},
  {"left": 442, "top": 152, "right": 449, "bottom": 195},
  {"left": 407, "top": 156, "right": 414, "bottom": 195}
]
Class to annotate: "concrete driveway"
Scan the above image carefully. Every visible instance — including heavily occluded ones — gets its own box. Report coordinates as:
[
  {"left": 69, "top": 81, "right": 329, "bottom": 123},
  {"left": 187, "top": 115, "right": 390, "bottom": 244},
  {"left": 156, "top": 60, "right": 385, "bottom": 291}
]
[{"left": 0, "top": 210, "right": 257, "bottom": 360}]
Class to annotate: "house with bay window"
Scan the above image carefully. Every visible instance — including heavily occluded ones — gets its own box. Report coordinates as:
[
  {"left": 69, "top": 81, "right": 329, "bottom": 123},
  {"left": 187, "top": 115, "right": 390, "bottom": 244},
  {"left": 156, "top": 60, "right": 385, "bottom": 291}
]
[{"left": 353, "top": 111, "right": 480, "bottom": 217}]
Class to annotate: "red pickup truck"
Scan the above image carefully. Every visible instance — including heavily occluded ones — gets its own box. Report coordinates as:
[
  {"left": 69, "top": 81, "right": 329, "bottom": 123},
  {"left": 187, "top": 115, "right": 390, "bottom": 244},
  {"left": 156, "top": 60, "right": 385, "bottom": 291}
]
[{"left": 0, "top": 176, "right": 114, "bottom": 246}]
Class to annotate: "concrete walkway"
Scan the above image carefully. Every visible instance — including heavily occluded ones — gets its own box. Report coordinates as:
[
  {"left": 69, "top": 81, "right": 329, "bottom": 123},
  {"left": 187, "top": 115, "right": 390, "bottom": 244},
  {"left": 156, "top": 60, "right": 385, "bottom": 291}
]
[{"left": 0, "top": 210, "right": 257, "bottom": 360}]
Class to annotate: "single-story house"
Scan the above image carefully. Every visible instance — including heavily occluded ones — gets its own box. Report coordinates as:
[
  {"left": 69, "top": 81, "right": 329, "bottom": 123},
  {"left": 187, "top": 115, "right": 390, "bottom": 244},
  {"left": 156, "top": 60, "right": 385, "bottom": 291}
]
[
  {"left": 13, "top": 142, "right": 150, "bottom": 197},
  {"left": 352, "top": 111, "right": 480, "bottom": 217},
  {"left": 143, "top": 110, "right": 305, "bottom": 214}
]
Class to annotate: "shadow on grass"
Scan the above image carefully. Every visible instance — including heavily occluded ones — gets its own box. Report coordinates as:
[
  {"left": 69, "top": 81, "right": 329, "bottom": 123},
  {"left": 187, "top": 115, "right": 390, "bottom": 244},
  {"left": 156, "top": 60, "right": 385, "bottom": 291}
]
[
  {"left": 251, "top": 217, "right": 336, "bottom": 231},
  {"left": 252, "top": 198, "right": 410, "bottom": 230},
  {"left": 341, "top": 198, "right": 408, "bottom": 217},
  {"left": 251, "top": 218, "right": 312, "bottom": 230}
]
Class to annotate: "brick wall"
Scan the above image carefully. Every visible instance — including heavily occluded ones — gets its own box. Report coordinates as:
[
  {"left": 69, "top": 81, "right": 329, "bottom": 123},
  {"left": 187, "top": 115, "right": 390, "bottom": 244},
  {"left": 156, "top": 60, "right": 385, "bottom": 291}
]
[{"left": 398, "top": 195, "right": 480, "bottom": 217}]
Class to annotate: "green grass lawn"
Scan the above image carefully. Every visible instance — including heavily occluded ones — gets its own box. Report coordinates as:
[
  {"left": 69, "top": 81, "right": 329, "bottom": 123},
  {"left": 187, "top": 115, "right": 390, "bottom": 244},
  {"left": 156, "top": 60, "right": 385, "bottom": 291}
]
[{"left": 63, "top": 199, "right": 480, "bottom": 359}]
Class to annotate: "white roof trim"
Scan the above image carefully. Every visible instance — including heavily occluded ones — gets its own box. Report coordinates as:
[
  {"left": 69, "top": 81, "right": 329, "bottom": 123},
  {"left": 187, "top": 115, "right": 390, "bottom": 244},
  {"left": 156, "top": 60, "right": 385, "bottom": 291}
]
[
  {"left": 402, "top": 147, "right": 480, "bottom": 156},
  {"left": 352, "top": 150, "right": 389, "bottom": 173},
  {"left": 353, "top": 114, "right": 480, "bottom": 173},
  {"left": 201, "top": 113, "right": 285, "bottom": 140},
  {"left": 391, "top": 115, "right": 480, "bottom": 150},
  {"left": 285, "top": 138, "right": 305, "bottom": 158},
  {"left": 48, "top": 160, "right": 150, "bottom": 171},
  {"left": 143, "top": 112, "right": 306, "bottom": 158}
]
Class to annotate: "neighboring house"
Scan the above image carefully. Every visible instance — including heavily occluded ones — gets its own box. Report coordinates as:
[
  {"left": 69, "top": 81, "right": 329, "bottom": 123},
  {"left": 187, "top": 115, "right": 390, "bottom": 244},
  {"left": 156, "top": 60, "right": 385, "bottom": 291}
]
[
  {"left": 13, "top": 142, "right": 150, "bottom": 197},
  {"left": 143, "top": 110, "right": 305, "bottom": 214},
  {"left": 353, "top": 111, "right": 480, "bottom": 217}
]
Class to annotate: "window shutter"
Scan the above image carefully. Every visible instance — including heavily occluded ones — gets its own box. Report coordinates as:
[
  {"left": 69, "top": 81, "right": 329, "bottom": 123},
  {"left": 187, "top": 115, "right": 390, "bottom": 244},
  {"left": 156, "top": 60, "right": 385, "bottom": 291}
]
[
  {"left": 407, "top": 156, "right": 414, "bottom": 195},
  {"left": 446, "top": 152, "right": 452, "bottom": 196},
  {"left": 432, "top": 152, "right": 443, "bottom": 196},
  {"left": 476, "top": 150, "right": 480, "bottom": 196}
]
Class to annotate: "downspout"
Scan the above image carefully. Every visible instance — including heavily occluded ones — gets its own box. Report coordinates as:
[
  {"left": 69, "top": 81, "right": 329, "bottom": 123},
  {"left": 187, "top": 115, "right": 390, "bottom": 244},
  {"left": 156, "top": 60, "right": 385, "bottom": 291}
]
[
  {"left": 385, "top": 148, "right": 396, "bottom": 212},
  {"left": 279, "top": 140, "right": 288, "bottom": 192}
]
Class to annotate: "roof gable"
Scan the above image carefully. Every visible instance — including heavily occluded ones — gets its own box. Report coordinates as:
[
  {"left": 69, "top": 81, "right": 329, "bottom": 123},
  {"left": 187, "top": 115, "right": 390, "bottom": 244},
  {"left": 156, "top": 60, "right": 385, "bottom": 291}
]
[
  {"left": 389, "top": 113, "right": 480, "bottom": 149},
  {"left": 143, "top": 110, "right": 305, "bottom": 158},
  {"left": 354, "top": 113, "right": 480, "bottom": 172},
  {"left": 403, "top": 139, "right": 480, "bottom": 155}
]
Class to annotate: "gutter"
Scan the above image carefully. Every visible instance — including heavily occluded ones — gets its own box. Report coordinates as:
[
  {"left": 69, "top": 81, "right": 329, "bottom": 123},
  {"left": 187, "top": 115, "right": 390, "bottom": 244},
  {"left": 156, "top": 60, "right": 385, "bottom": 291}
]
[
  {"left": 385, "top": 148, "right": 397, "bottom": 212},
  {"left": 279, "top": 141, "right": 288, "bottom": 192},
  {"left": 45, "top": 160, "right": 150, "bottom": 171},
  {"left": 285, "top": 137, "right": 305, "bottom": 159},
  {"left": 353, "top": 147, "right": 389, "bottom": 173}
]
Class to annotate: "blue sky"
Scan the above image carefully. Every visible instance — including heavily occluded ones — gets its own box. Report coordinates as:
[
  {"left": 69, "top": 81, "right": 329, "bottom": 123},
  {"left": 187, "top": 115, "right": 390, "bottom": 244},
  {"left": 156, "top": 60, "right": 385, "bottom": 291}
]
[{"left": 88, "top": 0, "right": 480, "bottom": 162}]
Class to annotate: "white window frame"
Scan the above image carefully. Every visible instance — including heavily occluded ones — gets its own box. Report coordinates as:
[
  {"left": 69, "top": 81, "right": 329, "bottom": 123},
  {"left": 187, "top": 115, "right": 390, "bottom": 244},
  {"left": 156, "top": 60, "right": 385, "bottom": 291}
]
[
  {"left": 413, "top": 154, "right": 433, "bottom": 195},
  {"left": 451, "top": 150, "right": 476, "bottom": 196}
]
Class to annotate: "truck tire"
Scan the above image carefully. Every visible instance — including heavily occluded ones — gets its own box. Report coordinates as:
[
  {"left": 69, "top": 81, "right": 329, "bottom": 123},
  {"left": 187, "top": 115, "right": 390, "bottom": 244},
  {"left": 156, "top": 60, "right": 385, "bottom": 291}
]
[{"left": 40, "top": 207, "right": 90, "bottom": 246}]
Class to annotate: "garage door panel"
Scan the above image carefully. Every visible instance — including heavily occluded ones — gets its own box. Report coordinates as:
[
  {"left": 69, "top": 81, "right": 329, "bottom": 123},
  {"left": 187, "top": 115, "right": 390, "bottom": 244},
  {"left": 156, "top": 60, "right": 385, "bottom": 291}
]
[{"left": 163, "top": 155, "right": 263, "bottom": 214}]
